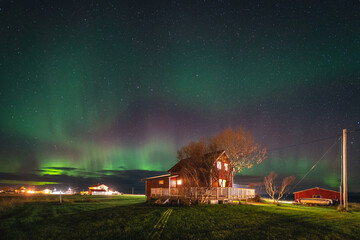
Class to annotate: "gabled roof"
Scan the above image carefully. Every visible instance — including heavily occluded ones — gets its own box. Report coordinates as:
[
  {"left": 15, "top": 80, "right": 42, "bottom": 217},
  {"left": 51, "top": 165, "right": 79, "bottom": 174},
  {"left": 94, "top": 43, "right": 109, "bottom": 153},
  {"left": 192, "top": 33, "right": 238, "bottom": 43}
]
[
  {"left": 144, "top": 174, "right": 171, "bottom": 180},
  {"left": 168, "top": 150, "right": 226, "bottom": 173},
  {"left": 89, "top": 183, "right": 107, "bottom": 188},
  {"left": 293, "top": 187, "right": 340, "bottom": 194}
]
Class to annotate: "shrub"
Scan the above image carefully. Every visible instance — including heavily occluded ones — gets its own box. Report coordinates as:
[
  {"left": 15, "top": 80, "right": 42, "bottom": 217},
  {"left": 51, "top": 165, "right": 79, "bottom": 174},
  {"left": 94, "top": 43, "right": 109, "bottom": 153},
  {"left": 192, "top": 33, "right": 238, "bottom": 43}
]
[{"left": 248, "top": 194, "right": 263, "bottom": 203}]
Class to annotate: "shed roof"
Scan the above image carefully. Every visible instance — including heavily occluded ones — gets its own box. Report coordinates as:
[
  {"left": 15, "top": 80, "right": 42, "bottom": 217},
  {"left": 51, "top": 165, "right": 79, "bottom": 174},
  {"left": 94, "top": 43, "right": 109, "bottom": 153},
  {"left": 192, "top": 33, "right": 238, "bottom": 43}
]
[{"left": 293, "top": 187, "right": 339, "bottom": 194}]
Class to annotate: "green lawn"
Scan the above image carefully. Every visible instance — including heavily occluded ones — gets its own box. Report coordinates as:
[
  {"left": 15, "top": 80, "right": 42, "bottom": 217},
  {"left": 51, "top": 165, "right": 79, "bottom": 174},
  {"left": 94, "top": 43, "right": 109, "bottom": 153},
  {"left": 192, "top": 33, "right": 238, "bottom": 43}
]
[{"left": 0, "top": 195, "right": 359, "bottom": 240}]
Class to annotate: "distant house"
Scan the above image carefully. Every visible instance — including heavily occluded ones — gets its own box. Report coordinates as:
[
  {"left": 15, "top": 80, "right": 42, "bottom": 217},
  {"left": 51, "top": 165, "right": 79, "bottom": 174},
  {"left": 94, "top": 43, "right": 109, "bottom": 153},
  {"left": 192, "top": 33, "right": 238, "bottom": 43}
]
[
  {"left": 294, "top": 187, "right": 340, "bottom": 204},
  {"left": 15, "top": 186, "right": 26, "bottom": 193},
  {"left": 145, "top": 150, "right": 255, "bottom": 203},
  {"left": 88, "top": 184, "right": 109, "bottom": 195}
]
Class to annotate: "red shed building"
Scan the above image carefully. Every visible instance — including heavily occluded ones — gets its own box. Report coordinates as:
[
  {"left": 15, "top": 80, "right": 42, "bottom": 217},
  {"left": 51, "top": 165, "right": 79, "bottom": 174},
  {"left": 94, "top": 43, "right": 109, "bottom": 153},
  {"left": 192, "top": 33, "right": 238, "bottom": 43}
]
[
  {"left": 144, "top": 150, "right": 255, "bottom": 202},
  {"left": 294, "top": 187, "right": 340, "bottom": 204}
]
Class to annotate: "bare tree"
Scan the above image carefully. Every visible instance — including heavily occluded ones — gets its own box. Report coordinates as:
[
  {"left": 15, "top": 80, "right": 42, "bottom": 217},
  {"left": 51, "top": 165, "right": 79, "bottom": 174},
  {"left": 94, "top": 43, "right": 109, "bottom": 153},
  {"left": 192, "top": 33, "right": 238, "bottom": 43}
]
[
  {"left": 177, "top": 139, "right": 214, "bottom": 187},
  {"left": 177, "top": 139, "right": 221, "bottom": 203},
  {"left": 264, "top": 171, "right": 295, "bottom": 204},
  {"left": 278, "top": 175, "right": 295, "bottom": 202},
  {"left": 176, "top": 127, "right": 267, "bottom": 202},
  {"left": 264, "top": 171, "right": 277, "bottom": 203},
  {"left": 212, "top": 127, "right": 267, "bottom": 174}
]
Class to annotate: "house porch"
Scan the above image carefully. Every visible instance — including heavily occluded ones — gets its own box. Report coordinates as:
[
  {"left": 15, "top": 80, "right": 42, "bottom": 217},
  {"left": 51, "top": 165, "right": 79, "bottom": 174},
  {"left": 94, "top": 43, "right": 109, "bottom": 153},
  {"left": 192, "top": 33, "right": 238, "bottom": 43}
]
[{"left": 150, "top": 187, "right": 255, "bottom": 201}]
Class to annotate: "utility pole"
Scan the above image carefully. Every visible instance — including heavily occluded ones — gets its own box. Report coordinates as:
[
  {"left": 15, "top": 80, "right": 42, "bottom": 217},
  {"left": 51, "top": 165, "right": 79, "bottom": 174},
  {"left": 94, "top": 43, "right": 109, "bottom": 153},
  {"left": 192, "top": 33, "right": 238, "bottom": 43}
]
[{"left": 342, "top": 129, "right": 348, "bottom": 210}]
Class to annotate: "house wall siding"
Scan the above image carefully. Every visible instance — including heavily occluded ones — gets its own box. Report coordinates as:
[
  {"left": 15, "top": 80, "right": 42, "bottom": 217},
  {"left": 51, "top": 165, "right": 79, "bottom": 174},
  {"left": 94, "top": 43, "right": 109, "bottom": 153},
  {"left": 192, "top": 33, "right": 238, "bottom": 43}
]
[
  {"left": 145, "top": 177, "right": 170, "bottom": 197},
  {"left": 212, "top": 156, "right": 233, "bottom": 187}
]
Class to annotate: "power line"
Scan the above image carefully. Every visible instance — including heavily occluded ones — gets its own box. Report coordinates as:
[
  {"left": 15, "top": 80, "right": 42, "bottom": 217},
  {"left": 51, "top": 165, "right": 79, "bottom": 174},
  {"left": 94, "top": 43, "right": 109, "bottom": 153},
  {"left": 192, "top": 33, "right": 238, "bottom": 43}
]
[
  {"left": 267, "top": 134, "right": 341, "bottom": 153},
  {"left": 267, "top": 128, "right": 360, "bottom": 153},
  {"left": 349, "top": 128, "right": 360, "bottom": 134},
  {"left": 286, "top": 136, "right": 341, "bottom": 195}
]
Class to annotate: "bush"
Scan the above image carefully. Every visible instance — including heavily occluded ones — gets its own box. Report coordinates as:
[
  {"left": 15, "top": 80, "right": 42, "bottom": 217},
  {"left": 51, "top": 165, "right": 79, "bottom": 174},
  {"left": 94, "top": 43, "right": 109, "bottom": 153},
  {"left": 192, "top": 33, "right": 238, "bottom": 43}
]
[{"left": 248, "top": 194, "right": 263, "bottom": 203}]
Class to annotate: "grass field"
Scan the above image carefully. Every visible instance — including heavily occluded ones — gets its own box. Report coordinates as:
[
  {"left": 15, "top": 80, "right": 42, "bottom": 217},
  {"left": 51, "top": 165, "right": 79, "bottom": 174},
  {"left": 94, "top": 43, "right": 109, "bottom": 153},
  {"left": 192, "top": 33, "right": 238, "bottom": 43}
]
[{"left": 0, "top": 194, "right": 359, "bottom": 240}]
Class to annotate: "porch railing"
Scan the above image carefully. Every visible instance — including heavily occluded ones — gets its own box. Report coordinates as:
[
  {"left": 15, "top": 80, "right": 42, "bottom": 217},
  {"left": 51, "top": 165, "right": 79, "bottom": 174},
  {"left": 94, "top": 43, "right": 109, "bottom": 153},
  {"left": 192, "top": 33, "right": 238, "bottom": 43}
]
[{"left": 150, "top": 187, "right": 255, "bottom": 200}]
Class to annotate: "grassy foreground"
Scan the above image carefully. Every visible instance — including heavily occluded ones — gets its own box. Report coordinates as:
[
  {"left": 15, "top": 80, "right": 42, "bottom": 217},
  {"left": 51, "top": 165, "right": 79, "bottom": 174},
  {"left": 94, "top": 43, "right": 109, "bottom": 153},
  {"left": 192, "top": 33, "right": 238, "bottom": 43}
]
[{"left": 0, "top": 195, "right": 359, "bottom": 240}]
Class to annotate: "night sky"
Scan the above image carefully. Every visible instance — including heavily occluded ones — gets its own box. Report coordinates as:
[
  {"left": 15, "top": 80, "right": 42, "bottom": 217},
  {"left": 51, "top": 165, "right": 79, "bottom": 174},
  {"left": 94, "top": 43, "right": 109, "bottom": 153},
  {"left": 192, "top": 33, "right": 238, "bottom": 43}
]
[{"left": 0, "top": 0, "right": 359, "bottom": 193}]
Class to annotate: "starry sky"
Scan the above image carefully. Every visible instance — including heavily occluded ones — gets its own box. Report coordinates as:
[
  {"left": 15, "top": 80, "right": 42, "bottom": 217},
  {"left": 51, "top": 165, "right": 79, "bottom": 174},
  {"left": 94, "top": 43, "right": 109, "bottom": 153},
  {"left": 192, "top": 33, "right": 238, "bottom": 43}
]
[{"left": 0, "top": 0, "right": 359, "bottom": 193}]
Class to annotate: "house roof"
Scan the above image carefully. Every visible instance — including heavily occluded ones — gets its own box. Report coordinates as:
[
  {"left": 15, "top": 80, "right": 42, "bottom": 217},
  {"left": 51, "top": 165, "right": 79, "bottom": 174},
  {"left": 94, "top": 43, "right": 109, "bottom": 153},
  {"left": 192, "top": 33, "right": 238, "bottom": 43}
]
[
  {"left": 144, "top": 174, "right": 180, "bottom": 180},
  {"left": 89, "top": 183, "right": 107, "bottom": 188},
  {"left": 293, "top": 187, "right": 340, "bottom": 194},
  {"left": 168, "top": 150, "right": 226, "bottom": 173}
]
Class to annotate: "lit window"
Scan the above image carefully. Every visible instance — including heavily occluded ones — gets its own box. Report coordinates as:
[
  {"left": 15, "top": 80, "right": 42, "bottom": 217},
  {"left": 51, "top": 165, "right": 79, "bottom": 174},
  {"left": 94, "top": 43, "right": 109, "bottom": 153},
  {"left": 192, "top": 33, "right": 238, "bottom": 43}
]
[
  {"left": 177, "top": 179, "right": 182, "bottom": 185},
  {"left": 219, "top": 179, "right": 226, "bottom": 187},
  {"left": 224, "top": 163, "right": 228, "bottom": 171},
  {"left": 170, "top": 179, "right": 176, "bottom": 187},
  {"left": 159, "top": 180, "right": 164, "bottom": 184},
  {"left": 217, "top": 161, "right": 221, "bottom": 169}
]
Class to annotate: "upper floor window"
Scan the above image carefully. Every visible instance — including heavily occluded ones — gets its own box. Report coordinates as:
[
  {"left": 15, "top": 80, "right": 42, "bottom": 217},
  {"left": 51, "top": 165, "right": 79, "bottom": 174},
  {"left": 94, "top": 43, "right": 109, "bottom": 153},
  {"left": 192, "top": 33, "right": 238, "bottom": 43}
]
[
  {"left": 177, "top": 179, "right": 182, "bottom": 185},
  {"left": 159, "top": 180, "right": 164, "bottom": 185},
  {"left": 217, "top": 161, "right": 221, "bottom": 169},
  {"left": 224, "top": 163, "right": 228, "bottom": 171}
]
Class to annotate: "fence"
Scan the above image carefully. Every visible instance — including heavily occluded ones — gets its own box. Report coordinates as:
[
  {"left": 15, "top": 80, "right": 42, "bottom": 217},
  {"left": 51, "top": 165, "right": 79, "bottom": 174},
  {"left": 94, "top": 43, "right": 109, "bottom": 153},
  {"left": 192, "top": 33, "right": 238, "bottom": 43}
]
[{"left": 150, "top": 187, "right": 255, "bottom": 200}]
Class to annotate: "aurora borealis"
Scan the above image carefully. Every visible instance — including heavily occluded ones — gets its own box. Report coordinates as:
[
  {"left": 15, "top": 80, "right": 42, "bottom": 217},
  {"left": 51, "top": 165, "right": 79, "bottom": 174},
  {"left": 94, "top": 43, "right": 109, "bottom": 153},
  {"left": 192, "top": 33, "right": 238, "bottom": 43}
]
[{"left": 0, "top": 0, "right": 359, "bottom": 193}]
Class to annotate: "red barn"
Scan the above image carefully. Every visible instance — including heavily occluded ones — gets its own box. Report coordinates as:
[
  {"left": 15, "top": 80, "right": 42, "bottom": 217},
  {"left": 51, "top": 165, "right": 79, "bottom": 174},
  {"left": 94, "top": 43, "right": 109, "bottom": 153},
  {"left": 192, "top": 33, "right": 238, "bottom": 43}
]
[
  {"left": 145, "top": 150, "right": 255, "bottom": 202},
  {"left": 294, "top": 187, "right": 340, "bottom": 204}
]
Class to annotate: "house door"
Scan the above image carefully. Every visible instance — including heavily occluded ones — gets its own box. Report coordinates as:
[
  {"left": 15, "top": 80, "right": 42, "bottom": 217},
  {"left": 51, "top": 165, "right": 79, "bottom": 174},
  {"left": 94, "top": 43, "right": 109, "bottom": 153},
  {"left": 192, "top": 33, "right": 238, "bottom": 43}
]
[{"left": 219, "top": 179, "right": 226, "bottom": 187}]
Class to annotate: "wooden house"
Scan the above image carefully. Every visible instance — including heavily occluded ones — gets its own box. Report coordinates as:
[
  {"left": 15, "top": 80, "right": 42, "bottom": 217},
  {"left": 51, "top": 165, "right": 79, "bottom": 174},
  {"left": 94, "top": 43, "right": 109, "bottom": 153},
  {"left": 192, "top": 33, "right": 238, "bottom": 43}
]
[
  {"left": 15, "top": 186, "right": 26, "bottom": 193},
  {"left": 145, "top": 151, "right": 255, "bottom": 203},
  {"left": 88, "top": 184, "right": 109, "bottom": 195}
]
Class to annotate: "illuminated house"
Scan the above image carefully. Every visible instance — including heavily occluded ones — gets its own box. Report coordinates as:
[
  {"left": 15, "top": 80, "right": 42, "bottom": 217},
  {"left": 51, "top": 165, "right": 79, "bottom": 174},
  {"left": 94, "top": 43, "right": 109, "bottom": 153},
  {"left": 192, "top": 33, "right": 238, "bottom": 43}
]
[
  {"left": 145, "top": 151, "right": 255, "bottom": 203},
  {"left": 88, "top": 184, "right": 110, "bottom": 195},
  {"left": 15, "top": 186, "right": 26, "bottom": 193}
]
